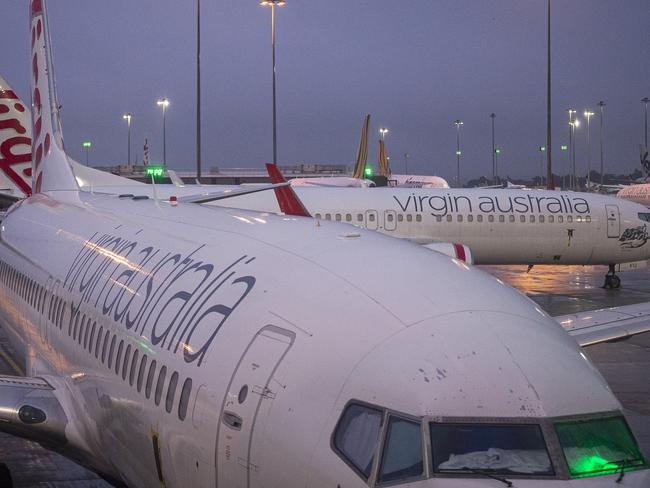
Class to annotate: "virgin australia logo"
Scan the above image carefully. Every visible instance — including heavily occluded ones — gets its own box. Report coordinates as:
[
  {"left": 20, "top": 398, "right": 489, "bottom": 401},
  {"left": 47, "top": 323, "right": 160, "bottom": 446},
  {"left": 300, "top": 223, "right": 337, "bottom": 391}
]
[{"left": 619, "top": 225, "right": 648, "bottom": 248}]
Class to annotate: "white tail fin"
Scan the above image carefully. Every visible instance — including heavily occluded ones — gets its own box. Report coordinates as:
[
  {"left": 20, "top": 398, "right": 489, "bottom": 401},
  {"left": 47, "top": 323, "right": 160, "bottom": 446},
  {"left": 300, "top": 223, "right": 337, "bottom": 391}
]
[
  {"left": 30, "top": 0, "right": 78, "bottom": 193},
  {"left": 0, "top": 76, "right": 32, "bottom": 197}
]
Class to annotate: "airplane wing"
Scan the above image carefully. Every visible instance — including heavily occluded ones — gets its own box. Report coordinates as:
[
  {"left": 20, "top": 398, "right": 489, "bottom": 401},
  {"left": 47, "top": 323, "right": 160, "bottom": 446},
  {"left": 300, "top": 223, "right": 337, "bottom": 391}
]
[
  {"left": 167, "top": 169, "right": 186, "bottom": 188},
  {"left": 0, "top": 374, "right": 68, "bottom": 446},
  {"left": 177, "top": 181, "right": 290, "bottom": 204},
  {"left": 555, "top": 301, "right": 650, "bottom": 347}
]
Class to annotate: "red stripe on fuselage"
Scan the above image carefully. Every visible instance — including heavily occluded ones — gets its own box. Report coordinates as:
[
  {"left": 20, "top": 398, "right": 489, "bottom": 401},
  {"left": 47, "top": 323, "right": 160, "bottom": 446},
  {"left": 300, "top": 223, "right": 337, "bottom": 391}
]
[{"left": 453, "top": 243, "right": 466, "bottom": 262}]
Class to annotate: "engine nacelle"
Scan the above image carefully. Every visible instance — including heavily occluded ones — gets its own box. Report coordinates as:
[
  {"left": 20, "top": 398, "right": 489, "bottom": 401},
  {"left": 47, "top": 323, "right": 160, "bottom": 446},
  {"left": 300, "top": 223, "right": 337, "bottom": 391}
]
[{"left": 422, "top": 242, "right": 474, "bottom": 265}]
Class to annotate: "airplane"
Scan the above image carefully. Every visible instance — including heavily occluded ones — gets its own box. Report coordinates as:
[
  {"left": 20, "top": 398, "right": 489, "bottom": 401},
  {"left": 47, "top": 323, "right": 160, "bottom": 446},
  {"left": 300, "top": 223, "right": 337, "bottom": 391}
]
[
  {"left": 1, "top": 2, "right": 649, "bottom": 487},
  {"left": 617, "top": 146, "right": 650, "bottom": 207},
  {"left": 3, "top": 79, "right": 650, "bottom": 290}
]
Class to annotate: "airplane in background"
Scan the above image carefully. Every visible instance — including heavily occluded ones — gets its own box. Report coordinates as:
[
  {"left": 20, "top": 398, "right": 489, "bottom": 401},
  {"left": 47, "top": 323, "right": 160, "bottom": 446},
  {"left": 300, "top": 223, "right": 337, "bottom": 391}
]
[
  {"left": 617, "top": 146, "right": 650, "bottom": 207},
  {"left": 1, "top": 2, "right": 649, "bottom": 487}
]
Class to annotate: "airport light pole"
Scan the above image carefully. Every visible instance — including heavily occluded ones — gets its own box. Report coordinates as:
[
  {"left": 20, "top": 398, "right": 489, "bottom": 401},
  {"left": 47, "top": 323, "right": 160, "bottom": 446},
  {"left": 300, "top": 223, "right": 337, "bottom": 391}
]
[
  {"left": 490, "top": 113, "right": 496, "bottom": 184},
  {"left": 539, "top": 146, "right": 546, "bottom": 187},
  {"left": 82, "top": 141, "right": 92, "bottom": 166},
  {"left": 584, "top": 110, "right": 594, "bottom": 191},
  {"left": 260, "top": 0, "right": 286, "bottom": 165},
  {"left": 122, "top": 113, "right": 132, "bottom": 165},
  {"left": 157, "top": 98, "right": 169, "bottom": 169},
  {"left": 571, "top": 118, "right": 580, "bottom": 189},
  {"left": 196, "top": 0, "right": 202, "bottom": 180},
  {"left": 567, "top": 109, "right": 576, "bottom": 189},
  {"left": 403, "top": 152, "right": 410, "bottom": 175},
  {"left": 453, "top": 119, "right": 463, "bottom": 187},
  {"left": 641, "top": 97, "right": 650, "bottom": 149},
  {"left": 597, "top": 101, "right": 605, "bottom": 186},
  {"left": 545, "top": 0, "right": 553, "bottom": 189},
  {"left": 379, "top": 127, "right": 389, "bottom": 141}
]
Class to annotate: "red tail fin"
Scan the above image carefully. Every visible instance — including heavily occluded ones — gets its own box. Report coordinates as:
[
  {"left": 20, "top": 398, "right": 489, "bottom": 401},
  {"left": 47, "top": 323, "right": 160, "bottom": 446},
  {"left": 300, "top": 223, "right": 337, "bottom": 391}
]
[{"left": 265, "top": 164, "right": 311, "bottom": 217}]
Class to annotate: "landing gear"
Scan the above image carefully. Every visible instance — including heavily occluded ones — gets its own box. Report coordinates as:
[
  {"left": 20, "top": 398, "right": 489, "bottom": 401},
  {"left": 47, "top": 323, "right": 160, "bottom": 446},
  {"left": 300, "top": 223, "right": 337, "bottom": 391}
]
[{"left": 603, "top": 264, "right": 621, "bottom": 289}]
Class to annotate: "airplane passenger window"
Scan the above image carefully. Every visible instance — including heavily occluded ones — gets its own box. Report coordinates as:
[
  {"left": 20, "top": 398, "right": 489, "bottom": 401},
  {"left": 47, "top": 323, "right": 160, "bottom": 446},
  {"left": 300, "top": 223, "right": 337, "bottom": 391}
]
[
  {"left": 122, "top": 344, "right": 132, "bottom": 381},
  {"left": 407, "top": 215, "right": 413, "bottom": 222},
  {"left": 83, "top": 319, "right": 90, "bottom": 348},
  {"left": 468, "top": 215, "right": 473, "bottom": 222},
  {"left": 499, "top": 215, "right": 505, "bottom": 223},
  {"left": 166, "top": 371, "right": 179, "bottom": 413},
  {"left": 178, "top": 378, "right": 193, "bottom": 421},
  {"left": 130, "top": 349, "right": 139, "bottom": 386},
  {"left": 333, "top": 403, "right": 383, "bottom": 480},
  {"left": 378, "top": 416, "right": 424, "bottom": 483},
  {"left": 325, "top": 214, "right": 332, "bottom": 220},
  {"left": 108, "top": 335, "right": 117, "bottom": 369},
  {"left": 586, "top": 216, "right": 591, "bottom": 223},
  {"left": 457, "top": 215, "right": 462, "bottom": 222},
  {"left": 315, "top": 213, "right": 321, "bottom": 219},
  {"left": 357, "top": 214, "right": 363, "bottom": 222},
  {"left": 416, "top": 215, "right": 422, "bottom": 222},
  {"left": 77, "top": 316, "right": 85, "bottom": 344},
  {"left": 95, "top": 326, "right": 103, "bottom": 359},
  {"left": 549, "top": 215, "right": 554, "bottom": 223},
  {"left": 576, "top": 216, "right": 582, "bottom": 223},
  {"left": 446, "top": 215, "right": 453, "bottom": 222},
  {"left": 558, "top": 215, "right": 564, "bottom": 223},
  {"left": 89, "top": 322, "right": 96, "bottom": 352},
  {"left": 398, "top": 214, "right": 404, "bottom": 222},
  {"left": 530, "top": 215, "right": 535, "bottom": 223},
  {"left": 477, "top": 215, "right": 483, "bottom": 223},
  {"left": 155, "top": 366, "right": 168, "bottom": 406},
  {"left": 102, "top": 330, "right": 110, "bottom": 364},
  {"left": 346, "top": 214, "right": 352, "bottom": 222},
  {"left": 369, "top": 214, "right": 376, "bottom": 222},
  {"left": 336, "top": 214, "right": 342, "bottom": 221},
  {"left": 488, "top": 215, "right": 494, "bottom": 223},
  {"left": 539, "top": 215, "right": 545, "bottom": 223},
  {"left": 387, "top": 214, "right": 394, "bottom": 222},
  {"left": 115, "top": 340, "right": 124, "bottom": 375},
  {"left": 146, "top": 360, "right": 157, "bottom": 399},
  {"left": 436, "top": 216, "right": 442, "bottom": 222},
  {"left": 567, "top": 216, "right": 573, "bottom": 223},
  {"left": 520, "top": 215, "right": 526, "bottom": 223},
  {"left": 137, "top": 355, "right": 148, "bottom": 393}
]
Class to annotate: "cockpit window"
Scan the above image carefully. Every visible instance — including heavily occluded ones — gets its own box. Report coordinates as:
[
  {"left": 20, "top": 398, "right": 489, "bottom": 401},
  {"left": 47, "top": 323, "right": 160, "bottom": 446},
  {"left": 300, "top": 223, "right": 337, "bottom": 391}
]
[
  {"left": 638, "top": 213, "right": 650, "bottom": 222},
  {"left": 554, "top": 416, "right": 646, "bottom": 478},
  {"left": 378, "top": 415, "right": 423, "bottom": 483},
  {"left": 333, "top": 403, "right": 383, "bottom": 480},
  {"left": 430, "top": 422, "right": 554, "bottom": 476}
]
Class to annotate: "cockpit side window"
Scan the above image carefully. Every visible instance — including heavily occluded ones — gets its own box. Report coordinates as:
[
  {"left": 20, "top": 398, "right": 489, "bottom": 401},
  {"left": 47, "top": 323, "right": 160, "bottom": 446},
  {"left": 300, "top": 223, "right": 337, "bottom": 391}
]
[
  {"left": 638, "top": 212, "right": 650, "bottom": 222},
  {"left": 378, "top": 415, "right": 424, "bottom": 483},
  {"left": 333, "top": 403, "right": 383, "bottom": 480}
]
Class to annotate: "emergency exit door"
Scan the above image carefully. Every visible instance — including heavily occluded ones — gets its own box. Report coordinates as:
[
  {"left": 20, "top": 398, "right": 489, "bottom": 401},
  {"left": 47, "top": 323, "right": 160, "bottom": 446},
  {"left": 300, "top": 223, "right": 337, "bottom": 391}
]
[
  {"left": 216, "top": 325, "right": 295, "bottom": 488},
  {"left": 605, "top": 205, "right": 620, "bottom": 238}
]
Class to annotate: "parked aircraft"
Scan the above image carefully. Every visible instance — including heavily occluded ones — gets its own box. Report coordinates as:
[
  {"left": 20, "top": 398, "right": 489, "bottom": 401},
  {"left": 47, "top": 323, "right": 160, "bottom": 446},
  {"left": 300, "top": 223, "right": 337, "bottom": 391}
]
[
  {"left": 1, "top": 2, "right": 649, "bottom": 487},
  {"left": 617, "top": 146, "right": 650, "bottom": 207}
]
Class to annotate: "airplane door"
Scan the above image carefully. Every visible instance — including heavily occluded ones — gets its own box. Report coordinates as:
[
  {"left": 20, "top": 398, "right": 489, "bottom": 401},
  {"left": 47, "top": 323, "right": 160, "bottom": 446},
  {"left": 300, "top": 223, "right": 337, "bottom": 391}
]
[
  {"left": 384, "top": 210, "right": 397, "bottom": 231},
  {"left": 216, "top": 325, "right": 295, "bottom": 488},
  {"left": 605, "top": 205, "right": 620, "bottom": 238},
  {"left": 365, "top": 210, "right": 378, "bottom": 230}
]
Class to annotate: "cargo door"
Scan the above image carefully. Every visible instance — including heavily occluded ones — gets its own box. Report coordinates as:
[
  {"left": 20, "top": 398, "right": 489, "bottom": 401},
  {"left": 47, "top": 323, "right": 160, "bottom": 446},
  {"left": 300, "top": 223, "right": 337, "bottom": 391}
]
[
  {"left": 216, "top": 325, "right": 295, "bottom": 488},
  {"left": 365, "top": 209, "right": 378, "bottom": 230},
  {"left": 605, "top": 205, "right": 620, "bottom": 238}
]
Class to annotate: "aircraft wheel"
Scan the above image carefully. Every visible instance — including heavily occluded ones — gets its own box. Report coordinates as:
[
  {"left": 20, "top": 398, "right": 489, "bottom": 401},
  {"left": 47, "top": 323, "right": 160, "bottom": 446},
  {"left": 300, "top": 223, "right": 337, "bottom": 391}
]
[
  {"left": 610, "top": 275, "right": 621, "bottom": 289},
  {"left": 0, "top": 463, "right": 13, "bottom": 488}
]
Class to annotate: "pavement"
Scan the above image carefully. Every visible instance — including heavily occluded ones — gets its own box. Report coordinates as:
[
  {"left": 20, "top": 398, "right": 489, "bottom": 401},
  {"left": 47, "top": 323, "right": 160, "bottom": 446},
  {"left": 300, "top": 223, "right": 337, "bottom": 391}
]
[{"left": 0, "top": 263, "right": 648, "bottom": 487}]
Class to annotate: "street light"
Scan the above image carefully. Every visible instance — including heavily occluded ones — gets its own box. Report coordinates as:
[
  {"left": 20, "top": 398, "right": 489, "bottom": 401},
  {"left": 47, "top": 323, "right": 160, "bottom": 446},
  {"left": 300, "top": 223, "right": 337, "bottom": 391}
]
[
  {"left": 156, "top": 98, "right": 170, "bottom": 168},
  {"left": 403, "top": 152, "right": 410, "bottom": 175},
  {"left": 539, "top": 146, "right": 546, "bottom": 187},
  {"left": 570, "top": 118, "right": 580, "bottom": 189},
  {"left": 597, "top": 101, "right": 605, "bottom": 186},
  {"left": 584, "top": 110, "right": 594, "bottom": 191},
  {"left": 567, "top": 109, "right": 576, "bottom": 189},
  {"left": 379, "top": 127, "right": 389, "bottom": 140},
  {"left": 82, "top": 141, "right": 92, "bottom": 166},
  {"left": 122, "top": 113, "right": 132, "bottom": 165},
  {"left": 641, "top": 97, "right": 650, "bottom": 149},
  {"left": 453, "top": 119, "right": 463, "bottom": 187},
  {"left": 260, "top": 0, "right": 286, "bottom": 165},
  {"left": 489, "top": 113, "right": 496, "bottom": 184}
]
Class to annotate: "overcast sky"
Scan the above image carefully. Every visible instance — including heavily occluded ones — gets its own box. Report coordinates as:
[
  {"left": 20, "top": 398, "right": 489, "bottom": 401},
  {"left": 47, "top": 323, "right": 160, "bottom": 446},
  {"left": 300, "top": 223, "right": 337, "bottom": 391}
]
[{"left": 2, "top": 0, "right": 649, "bottom": 182}]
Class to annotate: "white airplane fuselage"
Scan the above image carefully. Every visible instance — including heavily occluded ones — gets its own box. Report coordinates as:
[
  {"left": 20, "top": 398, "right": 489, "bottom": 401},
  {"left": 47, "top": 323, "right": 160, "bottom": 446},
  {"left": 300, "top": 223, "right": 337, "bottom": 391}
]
[
  {"left": 218, "top": 187, "right": 650, "bottom": 265},
  {"left": 1, "top": 191, "right": 648, "bottom": 487}
]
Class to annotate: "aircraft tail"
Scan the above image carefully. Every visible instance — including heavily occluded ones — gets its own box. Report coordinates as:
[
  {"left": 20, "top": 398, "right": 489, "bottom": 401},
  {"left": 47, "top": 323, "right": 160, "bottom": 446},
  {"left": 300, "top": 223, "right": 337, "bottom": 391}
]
[
  {"left": 265, "top": 164, "right": 311, "bottom": 217},
  {"left": 352, "top": 114, "right": 370, "bottom": 179},
  {"left": 640, "top": 145, "right": 650, "bottom": 178},
  {"left": 0, "top": 76, "right": 32, "bottom": 197},
  {"left": 30, "top": 0, "right": 78, "bottom": 193}
]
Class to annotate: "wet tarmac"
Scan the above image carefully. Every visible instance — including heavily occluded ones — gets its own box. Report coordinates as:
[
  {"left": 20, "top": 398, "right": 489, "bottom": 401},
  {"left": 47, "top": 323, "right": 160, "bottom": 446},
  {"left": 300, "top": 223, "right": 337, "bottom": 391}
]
[{"left": 0, "top": 263, "right": 648, "bottom": 487}]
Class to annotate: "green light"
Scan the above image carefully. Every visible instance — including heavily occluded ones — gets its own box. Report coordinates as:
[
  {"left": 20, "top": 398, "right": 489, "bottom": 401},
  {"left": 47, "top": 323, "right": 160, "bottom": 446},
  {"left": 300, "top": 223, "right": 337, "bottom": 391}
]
[
  {"left": 82, "top": 141, "right": 92, "bottom": 148},
  {"left": 539, "top": 146, "right": 546, "bottom": 152},
  {"left": 364, "top": 167, "right": 373, "bottom": 176},
  {"left": 146, "top": 166, "right": 164, "bottom": 177},
  {"left": 561, "top": 145, "right": 568, "bottom": 151},
  {"left": 570, "top": 455, "right": 621, "bottom": 478},
  {"left": 455, "top": 150, "right": 461, "bottom": 156},
  {"left": 495, "top": 148, "right": 501, "bottom": 154}
]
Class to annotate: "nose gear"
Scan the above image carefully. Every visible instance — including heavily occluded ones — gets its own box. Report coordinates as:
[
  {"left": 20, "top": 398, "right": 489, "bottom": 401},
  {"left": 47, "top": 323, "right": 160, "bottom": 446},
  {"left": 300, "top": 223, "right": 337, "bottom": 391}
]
[{"left": 603, "top": 264, "right": 621, "bottom": 289}]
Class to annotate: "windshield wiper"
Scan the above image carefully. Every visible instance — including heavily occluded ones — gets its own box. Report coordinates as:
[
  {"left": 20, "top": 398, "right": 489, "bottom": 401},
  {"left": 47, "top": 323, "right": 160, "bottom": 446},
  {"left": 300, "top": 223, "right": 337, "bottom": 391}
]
[
  {"left": 607, "top": 458, "right": 643, "bottom": 483},
  {"left": 466, "top": 468, "right": 513, "bottom": 487}
]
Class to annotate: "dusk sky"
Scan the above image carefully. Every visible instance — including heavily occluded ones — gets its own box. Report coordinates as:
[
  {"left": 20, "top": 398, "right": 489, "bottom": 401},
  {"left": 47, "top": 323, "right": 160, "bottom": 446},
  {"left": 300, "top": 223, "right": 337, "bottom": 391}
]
[{"left": 2, "top": 1, "right": 649, "bottom": 182}]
